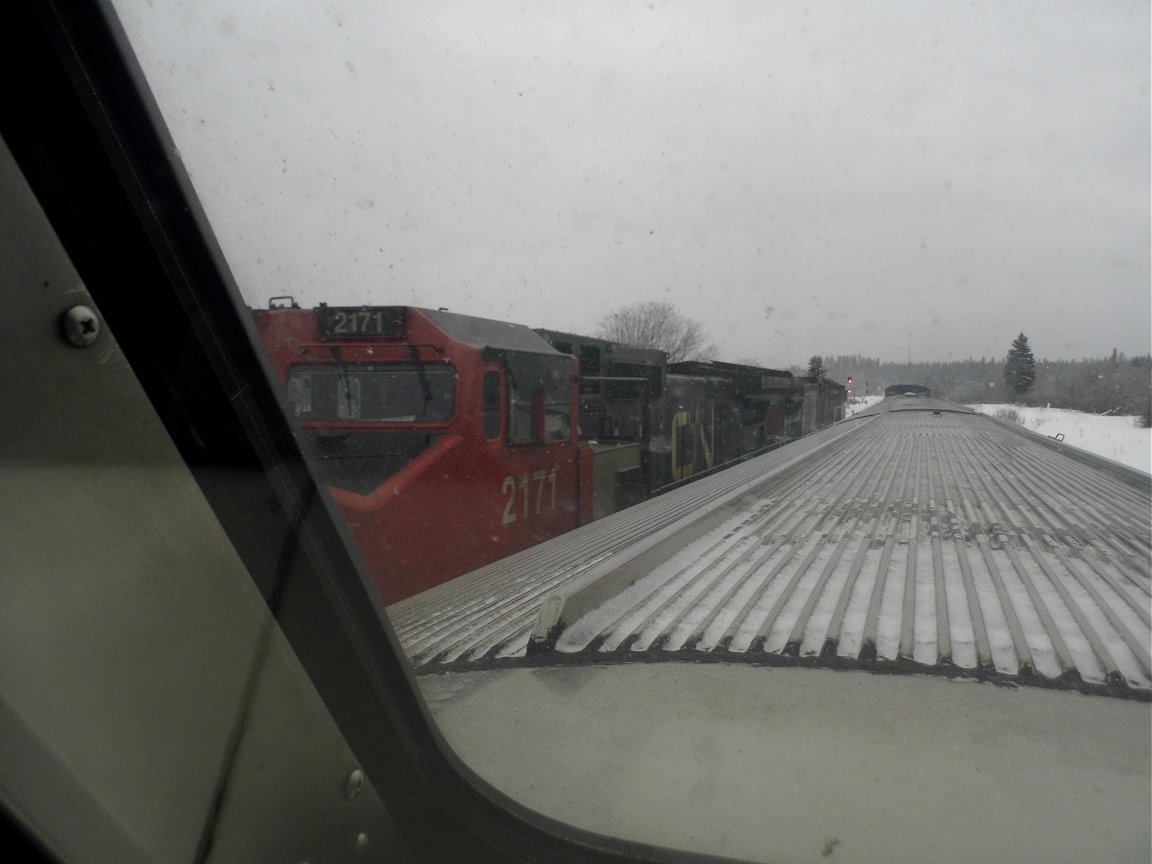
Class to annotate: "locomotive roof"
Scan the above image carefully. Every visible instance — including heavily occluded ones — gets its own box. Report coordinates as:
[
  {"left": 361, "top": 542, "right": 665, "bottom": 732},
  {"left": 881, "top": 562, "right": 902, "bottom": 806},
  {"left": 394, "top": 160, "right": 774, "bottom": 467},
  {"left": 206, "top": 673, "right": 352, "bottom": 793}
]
[
  {"left": 418, "top": 307, "right": 566, "bottom": 357},
  {"left": 533, "top": 328, "right": 668, "bottom": 367},
  {"left": 669, "top": 360, "right": 792, "bottom": 379},
  {"left": 797, "top": 375, "right": 847, "bottom": 389}
]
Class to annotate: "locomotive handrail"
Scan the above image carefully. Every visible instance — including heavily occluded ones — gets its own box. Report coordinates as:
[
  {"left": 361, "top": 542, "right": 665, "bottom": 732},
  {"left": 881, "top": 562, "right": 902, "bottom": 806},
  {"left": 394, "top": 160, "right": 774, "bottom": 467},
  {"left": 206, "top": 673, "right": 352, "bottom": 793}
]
[{"left": 579, "top": 375, "right": 653, "bottom": 382}]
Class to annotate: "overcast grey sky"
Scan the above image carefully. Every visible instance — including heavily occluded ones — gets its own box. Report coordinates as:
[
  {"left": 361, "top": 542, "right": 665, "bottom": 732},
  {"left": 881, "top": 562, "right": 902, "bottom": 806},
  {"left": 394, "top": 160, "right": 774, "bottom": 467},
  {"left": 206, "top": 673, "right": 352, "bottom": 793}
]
[{"left": 117, "top": 1, "right": 1149, "bottom": 367}]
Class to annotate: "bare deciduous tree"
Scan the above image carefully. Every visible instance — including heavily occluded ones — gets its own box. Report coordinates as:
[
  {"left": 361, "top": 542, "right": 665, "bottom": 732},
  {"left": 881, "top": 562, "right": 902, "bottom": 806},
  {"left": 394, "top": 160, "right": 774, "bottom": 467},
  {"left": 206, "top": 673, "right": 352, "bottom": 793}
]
[{"left": 597, "top": 301, "right": 716, "bottom": 362}]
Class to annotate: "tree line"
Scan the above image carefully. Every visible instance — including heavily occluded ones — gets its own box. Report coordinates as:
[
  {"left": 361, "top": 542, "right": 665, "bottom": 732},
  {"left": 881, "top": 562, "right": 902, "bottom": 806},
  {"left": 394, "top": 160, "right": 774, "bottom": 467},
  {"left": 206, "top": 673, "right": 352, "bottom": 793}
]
[
  {"left": 810, "top": 350, "right": 1151, "bottom": 417},
  {"left": 594, "top": 303, "right": 1150, "bottom": 421}
]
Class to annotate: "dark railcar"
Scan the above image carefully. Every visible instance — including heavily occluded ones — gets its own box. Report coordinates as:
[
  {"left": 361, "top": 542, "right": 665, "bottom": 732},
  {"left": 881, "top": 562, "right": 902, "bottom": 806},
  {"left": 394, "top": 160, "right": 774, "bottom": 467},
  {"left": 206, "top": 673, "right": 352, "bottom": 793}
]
[
  {"left": 536, "top": 332, "right": 824, "bottom": 496},
  {"left": 884, "top": 383, "right": 931, "bottom": 397}
]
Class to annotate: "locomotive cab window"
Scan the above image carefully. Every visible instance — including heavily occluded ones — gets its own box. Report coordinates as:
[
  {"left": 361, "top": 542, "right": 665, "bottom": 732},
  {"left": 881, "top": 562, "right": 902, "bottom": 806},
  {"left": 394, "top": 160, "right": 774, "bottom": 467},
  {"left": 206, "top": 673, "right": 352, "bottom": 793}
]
[
  {"left": 509, "top": 381, "right": 572, "bottom": 444},
  {"left": 507, "top": 379, "right": 538, "bottom": 444},
  {"left": 504, "top": 352, "right": 573, "bottom": 445},
  {"left": 543, "top": 385, "right": 571, "bottom": 441},
  {"left": 286, "top": 363, "right": 456, "bottom": 423}
]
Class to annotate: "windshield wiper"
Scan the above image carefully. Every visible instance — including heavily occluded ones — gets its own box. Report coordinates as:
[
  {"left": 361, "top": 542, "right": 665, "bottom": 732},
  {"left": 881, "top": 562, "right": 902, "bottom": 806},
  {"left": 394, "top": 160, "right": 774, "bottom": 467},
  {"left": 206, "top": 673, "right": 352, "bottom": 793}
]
[
  {"left": 328, "top": 346, "right": 356, "bottom": 418},
  {"left": 408, "top": 345, "right": 434, "bottom": 417}
]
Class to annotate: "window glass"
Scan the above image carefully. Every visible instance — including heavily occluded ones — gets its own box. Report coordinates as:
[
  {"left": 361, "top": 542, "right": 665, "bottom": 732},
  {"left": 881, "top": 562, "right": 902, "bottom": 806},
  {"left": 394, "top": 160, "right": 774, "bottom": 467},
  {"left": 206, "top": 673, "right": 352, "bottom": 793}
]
[
  {"left": 508, "top": 380, "right": 570, "bottom": 443},
  {"left": 286, "top": 364, "right": 455, "bottom": 423},
  {"left": 543, "top": 384, "right": 571, "bottom": 441},
  {"left": 104, "top": 1, "right": 1152, "bottom": 861},
  {"left": 508, "top": 381, "right": 538, "bottom": 443}
]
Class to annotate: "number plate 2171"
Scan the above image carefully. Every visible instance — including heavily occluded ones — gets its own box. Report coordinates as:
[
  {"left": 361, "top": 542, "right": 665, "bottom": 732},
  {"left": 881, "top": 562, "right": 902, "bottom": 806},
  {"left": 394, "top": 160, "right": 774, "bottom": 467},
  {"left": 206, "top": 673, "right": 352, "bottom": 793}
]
[{"left": 317, "top": 306, "right": 404, "bottom": 340}]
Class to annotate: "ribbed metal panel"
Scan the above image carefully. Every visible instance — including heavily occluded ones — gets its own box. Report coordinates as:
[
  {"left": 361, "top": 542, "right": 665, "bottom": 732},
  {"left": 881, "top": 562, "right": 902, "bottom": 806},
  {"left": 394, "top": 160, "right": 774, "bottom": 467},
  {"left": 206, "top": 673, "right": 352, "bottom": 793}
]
[
  {"left": 391, "top": 404, "right": 1151, "bottom": 698},
  {"left": 389, "top": 420, "right": 869, "bottom": 662}
]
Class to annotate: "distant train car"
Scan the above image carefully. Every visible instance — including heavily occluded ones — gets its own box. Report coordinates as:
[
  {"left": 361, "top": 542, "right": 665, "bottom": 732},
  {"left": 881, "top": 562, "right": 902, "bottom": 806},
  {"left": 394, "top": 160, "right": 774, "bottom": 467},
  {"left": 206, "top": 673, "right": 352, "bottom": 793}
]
[
  {"left": 255, "top": 302, "right": 847, "bottom": 602},
  {"left": 538, "top": 331, "right": 815, "bottom": 496},
  {"left": 884, "top": 383, "right": 931, "bottom": 398}
]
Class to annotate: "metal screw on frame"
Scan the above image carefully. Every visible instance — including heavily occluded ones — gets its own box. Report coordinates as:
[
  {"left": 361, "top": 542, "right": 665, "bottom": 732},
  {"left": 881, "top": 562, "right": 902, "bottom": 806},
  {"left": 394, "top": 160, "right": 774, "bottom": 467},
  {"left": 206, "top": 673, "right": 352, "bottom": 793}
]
[
  {"left": 344, "top": 768, "right": 365, "bottom": 800},
  {"left": 60, "top": 305, "right": 101, "bottom": 348}
]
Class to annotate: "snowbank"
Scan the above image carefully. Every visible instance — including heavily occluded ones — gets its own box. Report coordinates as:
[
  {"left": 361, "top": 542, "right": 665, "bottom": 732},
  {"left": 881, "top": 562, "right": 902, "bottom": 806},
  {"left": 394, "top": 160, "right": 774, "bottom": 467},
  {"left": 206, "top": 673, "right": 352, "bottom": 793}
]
[
  {"left": 845, "top": 395, "right": 883, "bottom": 417},
  {"left": 969, "top": 403, "right": 1150, "bottom": 474}
]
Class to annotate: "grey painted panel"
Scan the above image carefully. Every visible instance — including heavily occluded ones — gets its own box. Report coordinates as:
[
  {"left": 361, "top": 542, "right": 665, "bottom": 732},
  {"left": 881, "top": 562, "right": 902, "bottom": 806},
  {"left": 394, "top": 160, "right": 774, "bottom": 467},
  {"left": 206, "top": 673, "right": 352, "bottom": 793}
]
[
  {"left": 0, "top": 133, "right": 256, "bottom": 863},
  {"left": 0, "top": 136, "right": 405, "bottom": 862},
  {"left": 204, "top": 614, "right": 408, "bottom": 864},
  {"left": 421, "top": 665, "right": 1151, "bottom": 864}
]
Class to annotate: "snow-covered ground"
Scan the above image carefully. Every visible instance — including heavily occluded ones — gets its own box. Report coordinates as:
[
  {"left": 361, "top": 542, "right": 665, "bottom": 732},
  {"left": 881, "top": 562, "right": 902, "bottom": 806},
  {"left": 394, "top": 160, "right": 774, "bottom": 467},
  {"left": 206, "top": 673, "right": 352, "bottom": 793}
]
[
  {"left": 968, "top": 404, "right": 1149, "bottom": 474},
  {"left": 844, "top": 397, "right": 1150, "bottom": 473},
  {"left": 846, "top": 395, "right": 883, "bottom": 417}
]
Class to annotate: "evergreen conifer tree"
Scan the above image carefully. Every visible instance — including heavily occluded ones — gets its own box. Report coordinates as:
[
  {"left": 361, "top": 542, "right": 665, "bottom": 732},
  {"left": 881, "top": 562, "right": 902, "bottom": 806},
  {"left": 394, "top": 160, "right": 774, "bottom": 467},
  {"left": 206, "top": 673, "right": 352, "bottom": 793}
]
[
  {"left": 807, "top": 355, "right": 826, "bottom": 379},
  {"left": 1003, "top": 333, "right": 1036, "bottom": 398}
]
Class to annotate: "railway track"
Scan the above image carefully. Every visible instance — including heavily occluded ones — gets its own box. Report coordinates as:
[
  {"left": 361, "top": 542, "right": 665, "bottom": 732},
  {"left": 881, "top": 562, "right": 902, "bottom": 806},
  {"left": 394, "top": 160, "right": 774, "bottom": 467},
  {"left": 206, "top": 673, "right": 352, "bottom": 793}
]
[{"left": 390, "top": 398, "right": 1151, "bottom": 698}]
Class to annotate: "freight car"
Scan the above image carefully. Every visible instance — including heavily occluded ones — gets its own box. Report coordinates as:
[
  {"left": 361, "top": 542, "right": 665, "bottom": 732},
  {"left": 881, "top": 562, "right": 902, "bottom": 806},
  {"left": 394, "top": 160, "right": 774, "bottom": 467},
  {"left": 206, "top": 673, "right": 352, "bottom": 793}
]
[{"left": 253, "top": 301, "right": 846, "bottom": 603}]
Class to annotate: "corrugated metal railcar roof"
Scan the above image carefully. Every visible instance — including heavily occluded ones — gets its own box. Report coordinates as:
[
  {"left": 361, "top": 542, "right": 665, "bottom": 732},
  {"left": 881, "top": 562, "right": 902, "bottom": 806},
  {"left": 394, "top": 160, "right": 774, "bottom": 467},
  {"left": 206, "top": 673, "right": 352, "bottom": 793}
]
[{"left": 390, "top": 400, "right": 1151, "bottom": 698}]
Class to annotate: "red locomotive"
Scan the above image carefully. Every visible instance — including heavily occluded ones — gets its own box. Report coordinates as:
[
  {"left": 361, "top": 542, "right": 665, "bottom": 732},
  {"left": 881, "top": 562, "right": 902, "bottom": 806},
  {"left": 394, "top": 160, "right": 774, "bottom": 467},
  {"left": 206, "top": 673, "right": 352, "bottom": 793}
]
[{"left": 253, "top": 300, "right": 845, "bottom": 604}]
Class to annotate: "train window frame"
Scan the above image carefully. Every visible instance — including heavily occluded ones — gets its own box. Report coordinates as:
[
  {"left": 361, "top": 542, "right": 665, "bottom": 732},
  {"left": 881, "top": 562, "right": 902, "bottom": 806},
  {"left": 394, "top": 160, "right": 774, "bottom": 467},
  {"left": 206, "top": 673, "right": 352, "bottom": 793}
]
[
  {"left": 0, "top": 3, "right": 739, "bottom": 862},
  {"left": 17, "top": 4, "right": 1147, "bottom": 863},
  {"left": 507, "top": 379, "right": 573, "bottom": 446},
  {"left": 543, "top": 383, "right": 573, "bottom": 442}
]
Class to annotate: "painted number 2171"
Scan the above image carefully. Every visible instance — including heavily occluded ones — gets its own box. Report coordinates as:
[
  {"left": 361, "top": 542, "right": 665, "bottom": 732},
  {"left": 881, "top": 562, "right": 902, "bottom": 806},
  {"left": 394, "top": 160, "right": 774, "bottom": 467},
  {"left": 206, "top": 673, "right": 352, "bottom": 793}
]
[{"left": 501, "top": 468, "right": 558, "bottom": 525}]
